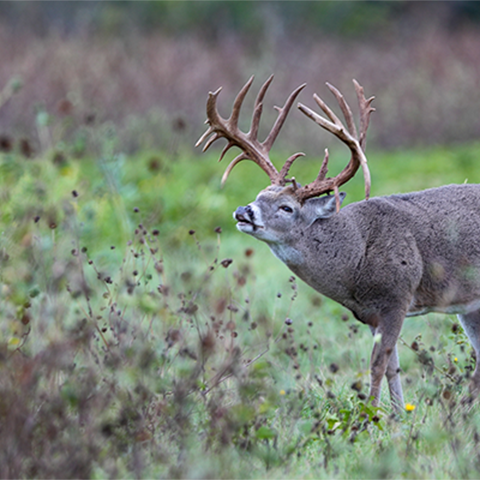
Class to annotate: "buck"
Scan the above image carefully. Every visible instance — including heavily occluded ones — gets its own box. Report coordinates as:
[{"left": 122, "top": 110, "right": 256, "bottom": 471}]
[{"left": 196, "top": 75, "right": 480, "bottom": 411}]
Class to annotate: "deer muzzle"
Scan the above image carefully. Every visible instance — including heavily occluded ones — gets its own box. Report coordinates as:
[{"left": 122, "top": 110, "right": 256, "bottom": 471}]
[
  {"left": 234, "top": 205, "right": 262, "bottom": 232},
  {"left": 234, "top": 205, "right": 254, "bottom": 223}
]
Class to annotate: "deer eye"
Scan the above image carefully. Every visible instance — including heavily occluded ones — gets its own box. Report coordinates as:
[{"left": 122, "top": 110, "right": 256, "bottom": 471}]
[{"left": 279, "top": 205, "right": 293, "bottom": 213}]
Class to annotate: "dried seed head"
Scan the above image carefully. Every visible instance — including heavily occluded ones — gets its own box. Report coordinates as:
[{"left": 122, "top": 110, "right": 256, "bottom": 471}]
[
  {"left": 0, "top": 135, "right": 13, "bottom": 152},
  {"left": 57, "top": 99, "right": 73, "bottom": 115},
  {"left": 329, "top": 363, "right": 339, "bottom": 373},
  {"left": 221, "top": 258, "right": 233, "bottom": 268},
  {"left": 166, "top": 329, "right": 182, "bottom": 347},
  {"left": 351, "top": 380, "right": 363, "bottom": 392},
  {"left": 201, "top": 329, "right": 216, "bottom": 354},
  {"left": 19, "top": 138, "right": 33, "bottom": 158}
]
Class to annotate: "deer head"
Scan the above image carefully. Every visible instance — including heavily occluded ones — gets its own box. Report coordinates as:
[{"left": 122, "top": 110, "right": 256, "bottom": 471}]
[{"left": 196, "top": 75, "right": 374, "bottom": 245}]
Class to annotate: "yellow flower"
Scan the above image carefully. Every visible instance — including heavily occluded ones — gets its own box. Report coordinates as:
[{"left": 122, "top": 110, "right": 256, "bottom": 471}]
[
  {"left": 454, "top": 357, "right": 458, "bottom": 362},
  {"left": 405, "top": 403, "right": 416, "bottom": 412},
  {"left": 279, "top": 389, "right": 286, "bottom": 396}
]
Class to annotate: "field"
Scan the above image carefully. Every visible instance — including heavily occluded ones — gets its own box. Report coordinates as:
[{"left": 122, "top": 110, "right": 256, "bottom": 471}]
[
  {"left": 2, "top": 98, "right": 480, "bottom": 478},
  {"left": 4, "top": 3, "right": 480, "bottom": 478}
]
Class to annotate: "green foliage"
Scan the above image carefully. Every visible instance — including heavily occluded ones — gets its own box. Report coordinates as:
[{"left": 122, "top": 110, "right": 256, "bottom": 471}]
[
  {"left": 5, "top": 2, "right": 480, "bottom": 41},
  {"left": 125, "top": 1, "right": 403, "bottom": 42}
]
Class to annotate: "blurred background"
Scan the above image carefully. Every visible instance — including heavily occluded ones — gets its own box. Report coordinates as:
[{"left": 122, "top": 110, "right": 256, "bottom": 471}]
[{"left": 2, "top": 0, "right": 480, "bottom": 157}]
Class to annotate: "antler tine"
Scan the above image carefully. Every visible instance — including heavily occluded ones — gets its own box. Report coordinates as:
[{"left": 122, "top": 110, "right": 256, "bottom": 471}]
[
  {"left": 230, "top": 75, "right": 255, "bottom": 129},
  {"left": 195, "top": 125, "right": 214, "bottom": 150},
  {"left": 250, "top": 75, "right": 274, "bottom": 142},
  {"left": 221, "top": 152, "right": 249, "bottom": 186},
  {"left": 361, "top": 154, "right": 371, "bottom": 200},
  {"left": 218, "top": 140, "right": 235, "bottom": 163},
  {"left": 312, "top": 92, "right": 342, "bottom": 129},
  {"left": 194, "top": 87, "right": 223, "bottom": 149},
  {"left": 278, "top": 152, "right": 305, "bottom": 181},
  {"left": 204, "top": 87, "right": 225, "bottom": 136},
  {"left": 353, "top": 79, "right": 375, "bottom": 150},
  {"left": 316, "top": 148, "right": 330, "bottom": 182},
  {"left": 326, "top": 82, "right": 358, "bottom": 138},
  {"left": 301, "top": 98, "right": 339, "bottom": 137},
  {"left": 263, "top": 83, "right": 306, "bottom": 151},
  {"left": 296, "top": 80, "right": 373, "bottom": 204},
  {"left": 202, "top": 132, "right": 222, "bottom": 153},
  {"left": 352, "top": 80, "right": 373, "bottom": 198}
]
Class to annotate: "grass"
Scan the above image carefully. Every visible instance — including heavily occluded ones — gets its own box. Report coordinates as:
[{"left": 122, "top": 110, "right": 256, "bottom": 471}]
[{"left": 3, "top": 125, "right": 480, "bottom": 478}]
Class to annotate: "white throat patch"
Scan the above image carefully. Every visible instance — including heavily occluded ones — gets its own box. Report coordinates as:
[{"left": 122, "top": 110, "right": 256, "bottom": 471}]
[{"left": 268, "top": 243, "right": 303, "bottom": 266}]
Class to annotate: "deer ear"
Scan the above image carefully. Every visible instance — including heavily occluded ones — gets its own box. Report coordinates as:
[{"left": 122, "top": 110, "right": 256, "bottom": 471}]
[{"left": 306, "top": 192, "right": 347, "bottom": 222}]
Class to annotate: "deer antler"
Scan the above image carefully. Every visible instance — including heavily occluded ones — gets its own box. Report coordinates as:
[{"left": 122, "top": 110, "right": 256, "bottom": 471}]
[
  {"left": 195, "top": 75, "right": 306, "bottom": 186},
  {"left": 295, "top": 80, "right": 375, "bottom": 206}
]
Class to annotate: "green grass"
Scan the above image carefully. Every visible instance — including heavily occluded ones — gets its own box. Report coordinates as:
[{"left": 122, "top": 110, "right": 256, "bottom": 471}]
[{"left": 2, "top": 138, "right": 480, "bottom": 478}]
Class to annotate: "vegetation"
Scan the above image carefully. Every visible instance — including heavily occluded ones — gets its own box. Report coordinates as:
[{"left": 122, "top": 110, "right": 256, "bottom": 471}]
[
  {"left": 4, "top": 2, "right": 480, "bottom": 39},
  {"left": 2, "top": 88, "right": 480, "bottom": 477}
]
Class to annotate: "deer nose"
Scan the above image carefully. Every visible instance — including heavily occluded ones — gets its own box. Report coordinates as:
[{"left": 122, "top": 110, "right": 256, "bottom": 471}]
[{"left": 234, "top": 205, "right": 254, "bottom": 223}]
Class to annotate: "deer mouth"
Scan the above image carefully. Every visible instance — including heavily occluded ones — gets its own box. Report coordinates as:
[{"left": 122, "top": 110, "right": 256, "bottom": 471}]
[
  {"left": 236, "top": 213, "right": 251, "bottom": 224},
  {"left": 235, "top": 212, "right": 258, "bottom": 230},
  {"left": 234, "top": 205, "right": 263, "bottom": 232}
]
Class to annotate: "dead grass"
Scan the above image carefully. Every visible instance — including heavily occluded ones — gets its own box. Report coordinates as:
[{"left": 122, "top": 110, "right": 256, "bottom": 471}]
[{"left": 2, "top": 24, "right": 480, "bottom": 153}]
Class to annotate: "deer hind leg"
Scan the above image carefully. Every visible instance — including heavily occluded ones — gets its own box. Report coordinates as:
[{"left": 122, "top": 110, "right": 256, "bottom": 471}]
[
  {"left": 457, "top": 310, "right": 480, "bottom": 398},
  {"left": 368, "top": 312, "right": 405, "bottom": 411}
]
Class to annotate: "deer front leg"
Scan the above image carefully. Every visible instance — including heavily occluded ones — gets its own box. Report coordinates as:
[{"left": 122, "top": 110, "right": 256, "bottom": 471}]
[{"left": 368, "top": 313, "right": 405, "bottom": 411}]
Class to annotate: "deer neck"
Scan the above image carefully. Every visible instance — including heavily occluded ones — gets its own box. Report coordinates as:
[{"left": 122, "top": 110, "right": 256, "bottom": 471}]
[
  {"left": 268, "top": 242, "right": 304, "bottom": 267},
  {"left": 268, "top": 212, "right": 364, "bottom": 304}
]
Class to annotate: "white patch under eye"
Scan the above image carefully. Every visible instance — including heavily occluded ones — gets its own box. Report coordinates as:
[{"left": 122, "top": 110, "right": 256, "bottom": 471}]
[{"left": 250, "top": 204, "right": 264, "bottom": 225}]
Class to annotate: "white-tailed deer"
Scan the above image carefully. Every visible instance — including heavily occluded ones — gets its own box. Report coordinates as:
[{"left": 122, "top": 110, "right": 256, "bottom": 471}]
[{"left": 196, "top": 75, "right": 480, "bottom": 411}]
